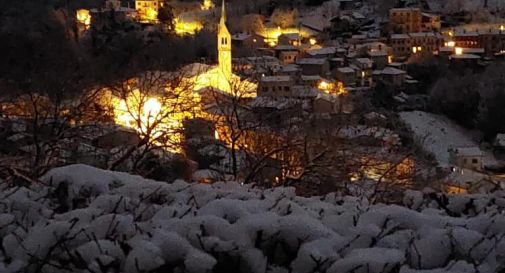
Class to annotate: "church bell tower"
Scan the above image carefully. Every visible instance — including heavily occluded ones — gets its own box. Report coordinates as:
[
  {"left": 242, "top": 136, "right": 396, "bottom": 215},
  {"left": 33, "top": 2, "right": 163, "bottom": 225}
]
[{"left": 217, "top": 0, "right": 232, "bottom": 80}]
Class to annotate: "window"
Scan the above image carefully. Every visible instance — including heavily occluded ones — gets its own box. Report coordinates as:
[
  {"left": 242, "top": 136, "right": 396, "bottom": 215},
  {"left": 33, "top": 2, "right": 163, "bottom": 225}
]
[{"left": 472, "top": 159, "right": 479, "bottom": 164}]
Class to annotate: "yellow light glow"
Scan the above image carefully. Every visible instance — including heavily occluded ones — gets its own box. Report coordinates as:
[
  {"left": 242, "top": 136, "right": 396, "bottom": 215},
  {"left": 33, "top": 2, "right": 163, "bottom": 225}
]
[
  {"left": 361, "top": 71, "right": 366, "bottom": 78},
  {"left": 112, "top": 88, "right": 202, "bottom": 153},
  {"left": 143, "top": 98, "right": 162, "bottom": 117},
  {"left": 309, "top": 38, "right": 317, "bottom": 46},
  {"left": 137, "top": 5, "right": 159, "bottom": 23},
  {"left": 388, "top": 55, "right": 393, "bottom": 64},
  {"left": 174, "top": 18, "right": 203, "bottom": 35},
  {"left": 448, "top": 30, "right": 454, "bottom": 37},
  {"left": 412, "top": 47, "right": 417, "bottom": 53},
  {"left": 446, "top": 41, "right": 455, "bottom": 47},
  {"left": 318, "top": 81, "right": 329, "bottom": 90},
  {"left": 455, "top": 47, "right": 463, "bottom": 55},
  {"left": 501, "top": 25, "right": 504, "bottom": 31},
  {"left": 317, "top": 80, "right": 346, "bottom": 95},
  {"left": 258, "top": 27, "right": 310, "bottom": 46},
  {"left": 76, "top": 9, "right": 91, "bottom": 28},
  {"left": 201, "top": 0, "right": 214, "bottom": 10},
  {"left": 417, "top": 46, "right": 422, "bottom": 51}
]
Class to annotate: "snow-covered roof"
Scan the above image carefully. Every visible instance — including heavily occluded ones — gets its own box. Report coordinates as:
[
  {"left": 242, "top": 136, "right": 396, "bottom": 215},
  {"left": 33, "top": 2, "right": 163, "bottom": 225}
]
[
  {"left": 390, "top": 7, "right": 420, "bottom": 12},
  {"left": 454, "top": 32, "right": 479, "bottom": 37},
  {"left": 291, "top": 85, "right": 320, "bottom": 97},
  {"left": 250, "top": 97, "right": 303, "bottom": 109},
  {"left": 461, "top": 48, "right": 485, "bottom": 54},
  {"left": 494, "top": 134, "right": 505, "bottom": 147},
  {"left": 391, "top": 34, "right": 410, "bottom": 40},
  {"left": 352, "top": 12, "right": 366, "bottom": 20},
  {"left": 279, "top": 33, "right": 301, "bottom": 40},
  {"left": 450, "top": 54, "right": 481, "bottom": 60},
  {"left": 337, "top": 67, "right": 355, "bottom": 74},
  {"left": 381, "top": 67, "right": 407, "bottom": 75},
  {"left": 275, "top": 45, "right": 298, "bottom": 51},
  {"left": 421, "top": 12, "right": 439, "bottom": 18},
  {"left": 451, "top": 147, "right": 484, "bottom": 157},
  {"left": 232, "top": 33, "right": 251, "bottom": 41},
  {"left": 354, "top": 58, "right": 373, "bottom": 66},
  {"left": 301, "top": 75, "right": 322, "bottom": 81},
  {"left": 409, "top": 32, "right": 437, "bottom": 38},
  {"left": 279, "top": 64, "right": 300, "bottom": 72},
  {"left": 368, "top": 51, "right": 388, "bottom": 57},
  {"left": 306, "top": 47, "right": 337, "bottom": 56},
  {"left": 296, "top": 58, "right": 327, "bottom": 65},
  {"left": 260, "top": 75, "right": 292, "bottom": 83}
]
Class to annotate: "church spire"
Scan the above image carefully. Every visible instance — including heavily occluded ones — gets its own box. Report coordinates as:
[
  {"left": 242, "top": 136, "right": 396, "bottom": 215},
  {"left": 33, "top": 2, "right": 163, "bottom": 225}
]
[
  {"left": 217, "top": 0, "right": 231, "bottom": 88},
  {"left": 220, "top": 0, "right": 226, "bottom": 24}
]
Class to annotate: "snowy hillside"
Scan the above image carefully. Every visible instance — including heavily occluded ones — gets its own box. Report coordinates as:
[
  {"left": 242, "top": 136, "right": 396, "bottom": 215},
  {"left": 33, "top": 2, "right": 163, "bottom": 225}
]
[
  {"left": 399, "top": 111, "right": 497, "bottom": 167},
  {"left": 426, "top": 0, "right": 505, "bottom": 12},
  {"left": 0, "top": 164, "right": 504, "bottom": 273}
]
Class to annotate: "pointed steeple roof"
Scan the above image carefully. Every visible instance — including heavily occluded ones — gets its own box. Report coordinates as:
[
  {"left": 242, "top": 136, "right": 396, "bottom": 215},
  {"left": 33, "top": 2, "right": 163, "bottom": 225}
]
[{"left": 220, "top": 0, "right": 226, "bottom": 25}]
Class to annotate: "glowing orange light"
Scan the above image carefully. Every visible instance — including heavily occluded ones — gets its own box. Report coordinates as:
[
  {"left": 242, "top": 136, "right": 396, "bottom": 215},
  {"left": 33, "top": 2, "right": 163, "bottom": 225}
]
[
  {"left": 201, "top": 0, "right": 214, "bottom": 10},
  {"left": 455, "top": 47, "right": 463, "bottom": 55},
  {"left": 76, "top": 9, "right": 91, "bottom": 29},
  {"left": 174, "top": 18, "right": 203, "bottom": 35},
  {"left": 309, "top": 38, "right": 317, "bottom": 46}
]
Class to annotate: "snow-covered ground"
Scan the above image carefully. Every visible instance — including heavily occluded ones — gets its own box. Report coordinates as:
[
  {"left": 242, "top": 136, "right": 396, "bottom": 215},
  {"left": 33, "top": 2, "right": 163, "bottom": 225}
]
[
  {"left": 0, "top": 164, "right": 504, "bottom": 273},
  {"left": 399, "top": 111, "right": 497, "bottom": 167}
]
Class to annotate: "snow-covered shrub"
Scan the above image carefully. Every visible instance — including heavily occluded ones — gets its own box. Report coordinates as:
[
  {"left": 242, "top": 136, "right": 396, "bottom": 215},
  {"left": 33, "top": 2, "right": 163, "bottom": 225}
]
[{"left": 0, "top": 164, "right": 503, "bottom": 273}]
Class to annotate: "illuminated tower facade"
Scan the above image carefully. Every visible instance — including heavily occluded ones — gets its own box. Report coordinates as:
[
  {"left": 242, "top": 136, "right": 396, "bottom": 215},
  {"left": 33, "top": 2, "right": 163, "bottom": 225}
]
[{"left": 217, "top": 0, "right": 232, "bottom": 80}]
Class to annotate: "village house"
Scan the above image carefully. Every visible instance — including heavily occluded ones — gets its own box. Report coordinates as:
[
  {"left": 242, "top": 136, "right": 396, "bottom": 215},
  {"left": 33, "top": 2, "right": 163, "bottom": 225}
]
[
  {"left": 300, "top": 75, "right": 323, "bottom": 87},
  {"left": 335, "top": 67, "right": 356, "bottom": 86},
  {"left": 389, "top": 8, "right": 422, "bottom": 33},
  {"left": 453, "top": 29, "right": 505, "bottom": 56},
  {"left": 232, "top": 32, "right": 264, "bottom": 51},
  {"left": 389, "top": 8, "right": 441, "bottom": 33},
  {"left": 409, "top": 32, "right": 444, "bottom": 53},
  {"left": 87, "top": 0, "right": 136, "bottom": 30},
  {"left": 258, "top": 76, "right": 294, "bottom": 97},
  {"left": 305, "top": 47, "right": 337, "bottom": 59},
  {"left": 274, "top": 64, "right": 301, "bottom": 77},
  {"left": 273, "top": 45, "right": 300, "bottom": 65},
  {"left": 390, "top": 32, "right": 443, "bottom": 58},
  {"left": 449, "top": 147, "right": 485, "bottom": 171},
  {"left": 351, "top": 58, "right": 373, "bottom": 86},
  {"left": 135, "top": 0, "right": 162, "bottom": 22},
  {"left": 420, "top": 13, "right": 441, "bottom": 32},
  {"left": 279, "top": 50, "right": 300, "bottom": 65},
  {"left": 278, "top": 33, "right": 302, "bottom": 46},
  {"left": 367, "top": 51, "right": 389, "bottom": 69},
  {"left": 373, "top": 67, "right": 407, "bottom": 87},
  {"left": 390, "top": 34, "right": 411, "bottom": 58},
  {"left": 296, "top": 58, "right": 330, "bottom": 77},
  {"left": 448, "top": 53, "right": 481, "bottom": 71},
  {"left": 330, "top": 57, "right": 346, "bottom": 70}
]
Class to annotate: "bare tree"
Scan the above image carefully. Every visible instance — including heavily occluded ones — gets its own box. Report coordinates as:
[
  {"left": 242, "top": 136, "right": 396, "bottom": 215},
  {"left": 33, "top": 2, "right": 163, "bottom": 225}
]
[{"left": 105, "top": 70, "right": 201, "bottom": 174}]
